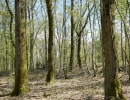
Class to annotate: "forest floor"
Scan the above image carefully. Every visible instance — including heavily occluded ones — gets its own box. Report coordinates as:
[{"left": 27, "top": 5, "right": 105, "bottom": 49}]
[{"left": 0, "top": 68, "right": 130, "bottom": 100}]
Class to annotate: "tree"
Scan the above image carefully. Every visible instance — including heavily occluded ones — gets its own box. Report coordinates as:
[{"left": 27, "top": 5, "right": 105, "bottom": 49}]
[
  {"left": 28, "top": 0, "right": 36, "bottom": 70},
  {"left": 5, "top": 0, "right": 15, "bottom": 72},
  {"left": 69, "top": 0, "right": 74, "bottom": 71},
  {"left": 77, "top": 0, "right": 82, "bottom": 69},
  {"left": 75, "top": 1, "right": 94, "bottom": 69},
  {"left": 62, "top": 0, "right": 68, "bottom": 79},
  {"left": 11, "top": 0, "right": 30, "bottom": 96},
  {"left": 88, "top": 3, "right": 96, "bottom": 77},
  {"left": 5, "top": 0, "right": 15, "bottom": 47},
  {"left": 101, "top": 0, "right": 126, "bottom": 99},
  {"left": 45, "top": 0, "right": 55, "bottom": 83}
]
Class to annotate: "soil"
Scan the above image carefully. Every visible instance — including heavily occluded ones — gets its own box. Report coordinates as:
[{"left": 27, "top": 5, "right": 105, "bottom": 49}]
[{"left": 0, "top": 68, "right": 130, "bottom": 100}]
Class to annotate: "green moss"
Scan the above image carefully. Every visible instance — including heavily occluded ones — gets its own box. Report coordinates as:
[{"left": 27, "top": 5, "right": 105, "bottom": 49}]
[
  {"left": 106, "top": 75, "right": 127, "bottom": 100},
  {"left": 115, "top": 76, "right": 127, "bottom": 100},
  {"left": 20, "top": 84, "right": 30, "bottom": 94}
]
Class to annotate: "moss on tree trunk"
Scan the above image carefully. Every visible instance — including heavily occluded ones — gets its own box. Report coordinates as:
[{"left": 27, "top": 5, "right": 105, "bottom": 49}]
[
  {"left": 11, "top": 0, "right": 30, "bottom": 96},
  {"left": 105, "top": 75, "right": 126, "bottom": 100},
  {"left": 101, "top": 0, "right": 126, "bottom": 99}
]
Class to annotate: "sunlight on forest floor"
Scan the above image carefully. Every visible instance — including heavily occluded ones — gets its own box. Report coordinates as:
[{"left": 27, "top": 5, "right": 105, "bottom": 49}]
[{"left": 0, "top": 68, "right": 130, "bottom": 100}]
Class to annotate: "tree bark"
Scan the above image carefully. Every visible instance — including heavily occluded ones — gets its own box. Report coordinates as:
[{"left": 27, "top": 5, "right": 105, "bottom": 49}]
[
  {"left": 101, "top": 0, "right": 126, "bottom": 99},
  {"left": 128, "top": 2, "right": 130, "bottom": 83},
  {"left": 29, "top": 0, "right": 35, "bottom": 70},
  {"left": 69, "top": 0, "right": 74, "bottom": 72},
  {"left": 63, "top": 0, "right": 68, "bottom": 79},
  {"left": 11, "top": 0, "right": 30, "bottom": 96},
  {"left": 45, "top": 0, "right": 55, "bottom": 83},
  {"left": 5, "top": 0, "right": 15, "bottom": 47},
  {"left": 89, "top": 7, "right": 96, "bottom": 77},
  {"left": 77, "top": 0, "right": 82, "bottom": 69}
]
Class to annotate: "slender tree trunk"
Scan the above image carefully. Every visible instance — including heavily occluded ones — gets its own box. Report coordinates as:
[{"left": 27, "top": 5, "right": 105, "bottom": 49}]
[
  {"left": 2, "top": 17, "right": 8, "bottom": 71},
  {"left": 90, "top": 10, "right": 96, "bottom": 77},
  {"left": 101, "top": 0, "right": 126, "bottom": 99},
  {"left": 5, "top": 0, "right": 15, "bottom": 71},
  {"left": 124, "top": 31, "right": 127, "bottom": 72},
  {"left": 120, "top": 21, "right": 125, "bottom": 68},
  {"left": 77, "top": 34, "right": 82, "bottom": 69},
  {"left": 29, "top": 0, "right": 35, "bottom": 70},
  {"left": 69, "top": 0, "right": 74, "bottom": 72},
  {"left": 44, "top": 17, "right": 48, "bottom": 68},
  {"left": 56, "top": 28, "right": 63, "bottom": 77},
  {"left": 4, "top": 32, "right": 8, "bottom": 71},
  {"left": 11, "top": 0, "right": 30, "bottom": 96},
  {"left": 98, "top": 0, "right": 105, "bottom": 76},
  {"left": 77, "top": 0, "right": 82, "bottom": 69},
  {"left": 63, "top": 0, "right": 68, "bottom": 79},
  {"left": 45, "top": 0, "right": 55, "bottom": 83},
  {"left": 88, "top": 5, "right": 96, "bottom": 77},
  {"left": 5, "top": 0, "right": 15, "bottom": 47},
  {"left": 83, "top": 35, "right": 90, "bottom": 74},
  {"left": 89, "top": 18, "right": 95, "bottom": 77},
  {"left": 128, "top": 2, "right": 130, "bottom": 83}
]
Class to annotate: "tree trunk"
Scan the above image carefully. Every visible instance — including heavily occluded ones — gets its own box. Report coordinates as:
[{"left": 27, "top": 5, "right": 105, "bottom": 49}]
[
  {"left": 44, "top": 18, "right": 48, "bottom": 68},
  {"left": 120, "top": 22, "right": 125, "bottom": 68},
  {"left": 69, "top": 0, "right": 74, "bottom": 72},
  {"left": 29, "top": 0, "right": 35, "bottom": 70},
  {"left": 89, "top": 8, "right": 96, "bottom": 77},
  {"left": 45, "top": 0, "right": 55, "bottom": 83},
  {"left": 2, "top": 16, "right": 8, "bottom": 71},
  {"left": 101, "top": 0, "right": 126, "bottom": 99},
  {"left": 77, "top": 0, "right": 82, "bottom": 69},
  {"left": 128, "top": 2, "right": 130, "bottom": 83},
  {"left": 5, "top": 0, "right": 15, "bottom": 72},
  {"left": 5, "top": 0, "right": 15, "bottom": 47},
  {"left": 63, "top": 0, "right": 68, "bottom": 79},
  {"left": 99, "top": 0, "right": 105, "bottom": 76},
  {"left": 11, "top": 0, "right": 30, "bottom": 96}
]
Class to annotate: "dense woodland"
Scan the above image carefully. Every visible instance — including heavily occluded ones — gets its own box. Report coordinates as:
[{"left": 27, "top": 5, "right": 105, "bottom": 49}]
[{"left": 0, "top": 0, "right": 130, "bottom": 100}]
